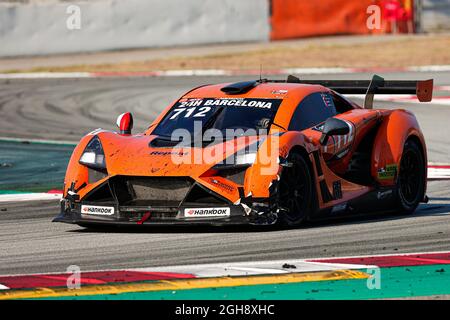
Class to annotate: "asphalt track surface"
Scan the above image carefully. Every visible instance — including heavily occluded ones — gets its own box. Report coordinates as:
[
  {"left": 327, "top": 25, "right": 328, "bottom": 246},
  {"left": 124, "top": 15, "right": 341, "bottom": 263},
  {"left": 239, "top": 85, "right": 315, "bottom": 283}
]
[{"left": 1, "top": 72, "right": 450, "bottom": 275}]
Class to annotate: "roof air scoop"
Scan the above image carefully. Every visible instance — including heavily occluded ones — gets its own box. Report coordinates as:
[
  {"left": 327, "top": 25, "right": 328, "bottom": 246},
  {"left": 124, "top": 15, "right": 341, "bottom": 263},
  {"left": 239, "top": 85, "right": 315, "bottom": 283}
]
[{"left": 221, "top": 80, "right": 258, "bottom": 95}]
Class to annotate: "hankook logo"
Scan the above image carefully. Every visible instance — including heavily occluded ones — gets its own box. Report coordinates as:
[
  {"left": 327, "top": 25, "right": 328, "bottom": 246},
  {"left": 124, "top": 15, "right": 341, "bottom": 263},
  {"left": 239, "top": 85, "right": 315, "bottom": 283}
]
[
  {"left": 81, "top": 205, "right": 115, "bottom": 216},
  {"left": 184, "top": 207, "right": 230, "bottom": 217}
]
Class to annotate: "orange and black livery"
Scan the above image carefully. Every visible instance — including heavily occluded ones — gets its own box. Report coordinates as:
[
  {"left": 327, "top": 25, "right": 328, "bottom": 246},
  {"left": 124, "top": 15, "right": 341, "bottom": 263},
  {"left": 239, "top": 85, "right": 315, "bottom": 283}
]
[{"left": 54, "top": 74, "right": 433, "bottom": 227}]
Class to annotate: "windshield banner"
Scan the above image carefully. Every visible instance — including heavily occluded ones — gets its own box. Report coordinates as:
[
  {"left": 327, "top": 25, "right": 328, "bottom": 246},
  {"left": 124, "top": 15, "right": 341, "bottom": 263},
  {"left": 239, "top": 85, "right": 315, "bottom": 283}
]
[{"left": 177, "top": 98, "right": 282, "bottom": 110}]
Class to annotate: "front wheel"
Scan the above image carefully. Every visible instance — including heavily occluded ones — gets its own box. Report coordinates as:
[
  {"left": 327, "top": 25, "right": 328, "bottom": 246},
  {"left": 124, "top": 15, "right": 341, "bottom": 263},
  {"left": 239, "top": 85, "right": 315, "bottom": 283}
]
[
  {"left": 277, "top": 153, "right": 316, "bottom": 226},
  {"left": 395, "top": 140, "right": 426, "bottom": 214}
]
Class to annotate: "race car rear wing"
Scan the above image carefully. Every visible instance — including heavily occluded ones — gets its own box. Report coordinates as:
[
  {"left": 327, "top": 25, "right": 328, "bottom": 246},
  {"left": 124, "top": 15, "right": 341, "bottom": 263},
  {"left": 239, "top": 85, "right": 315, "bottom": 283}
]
[{"left": 286, "top": 74, "right": 433, "bottom": 109}]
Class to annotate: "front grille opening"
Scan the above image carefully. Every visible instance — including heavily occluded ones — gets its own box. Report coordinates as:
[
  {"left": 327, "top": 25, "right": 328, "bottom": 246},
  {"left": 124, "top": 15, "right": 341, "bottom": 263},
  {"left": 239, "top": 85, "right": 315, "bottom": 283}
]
[
  {"left": 117, "top": 176, "right": 193, "bottom": 206},
  {"left": 111, "top": 177, "right": 134, "bottom": 204},
  {"left": 83, "top": 182, "right": 114, "bottom": 202},
  {"left": 184, "top": 184, "right": 225, "bottom": 204},
  {"left": 216, "top": 167, "right": 248, "bottom": 185},
  {"left": 121, "top": 210, "right": 178, "bottom": 222}
]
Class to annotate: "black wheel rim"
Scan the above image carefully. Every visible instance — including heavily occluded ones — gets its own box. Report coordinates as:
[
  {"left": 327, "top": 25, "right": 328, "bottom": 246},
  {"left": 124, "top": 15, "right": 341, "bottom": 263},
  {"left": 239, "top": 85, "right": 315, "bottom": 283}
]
[
  {"left": 279, "top": 159, "right": 310, "bottom": 222},
  {"left": 398, "top": 149, "right": 421, "bottom": 205}
]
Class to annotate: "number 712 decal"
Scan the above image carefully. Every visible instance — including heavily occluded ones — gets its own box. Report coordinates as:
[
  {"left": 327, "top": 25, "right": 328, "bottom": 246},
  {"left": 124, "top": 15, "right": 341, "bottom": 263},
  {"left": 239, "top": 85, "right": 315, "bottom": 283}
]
[{"left": 169, "top": 107, "right": 212, "bottom": 120}]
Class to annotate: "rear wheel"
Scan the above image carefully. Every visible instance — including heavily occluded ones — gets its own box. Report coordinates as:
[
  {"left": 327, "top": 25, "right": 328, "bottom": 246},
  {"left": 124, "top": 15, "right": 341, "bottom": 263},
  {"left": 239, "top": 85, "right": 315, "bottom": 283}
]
[
  {"left": 277, "top": 153, "right": 316, "bottom": 226},
  {"left": 395, "top": 140, "right": 425, "bottom": 214}
]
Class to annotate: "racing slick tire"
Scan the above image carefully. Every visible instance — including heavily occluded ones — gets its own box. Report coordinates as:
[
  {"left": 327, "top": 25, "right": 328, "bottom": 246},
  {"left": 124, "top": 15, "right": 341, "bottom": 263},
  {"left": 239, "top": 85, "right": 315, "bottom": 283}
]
[
  {"left": 277, "top": 152, "right": 317, "bottom": 227},
  {"left": 395, "top": 139, "right": 426, "bottom": 214}
]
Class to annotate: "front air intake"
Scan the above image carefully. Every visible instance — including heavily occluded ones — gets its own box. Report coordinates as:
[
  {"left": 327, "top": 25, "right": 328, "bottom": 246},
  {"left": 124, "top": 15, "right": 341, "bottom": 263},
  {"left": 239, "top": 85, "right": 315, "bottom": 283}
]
[
  {"left": 128, "top": 177, "right": 192, "bottom": 206},
  {"left": 102, "top": 176, "right": 193, "bottom": 206}
]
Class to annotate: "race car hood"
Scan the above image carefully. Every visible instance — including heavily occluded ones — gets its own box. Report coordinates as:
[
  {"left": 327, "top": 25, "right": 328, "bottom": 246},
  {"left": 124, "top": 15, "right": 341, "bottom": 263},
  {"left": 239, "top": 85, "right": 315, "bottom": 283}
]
[{"left": 97, "top": 131, "right": 262, "bottom": 178}]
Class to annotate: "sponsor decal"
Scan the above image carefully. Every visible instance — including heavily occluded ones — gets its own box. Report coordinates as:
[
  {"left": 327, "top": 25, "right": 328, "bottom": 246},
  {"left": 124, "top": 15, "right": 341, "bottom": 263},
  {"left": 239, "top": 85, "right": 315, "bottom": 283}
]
[
  {"left": 184, "top": 207, "right": 231, "bottom": 217},
  {"left": 378, "top": 164, "right": 398, "bottom": 180},
  {"left": 173, "top": 98, "right": 282, "bottom": 113},
  {"left": 333, "top": 180, "right": 343, "bottom": 199},
  {"left": 203, "top": 98, "right": 274, "bottom": 109},
  {"left": 209, "top": 178, "right": 235, "bottom": 193},
  {"left": 321, "top": 93, "right": 335, "bottom": 109},
  {"left": 81, "top": 205, "right": 115, "bottom": 216},
  {"left": 331, "top": 202, "right": 347, "bottom": 214},
  {"left": 271, "top": 89, "right": 288, "bottom": 95},
  {"left": 178, "top": 98, "right": 203, "bottom": 107},
  {"left": 150, "top": 151, "right": 189, "bottom": 156},
  {"left": 377, "top": 189, "right": 393, "bottom": 200}
]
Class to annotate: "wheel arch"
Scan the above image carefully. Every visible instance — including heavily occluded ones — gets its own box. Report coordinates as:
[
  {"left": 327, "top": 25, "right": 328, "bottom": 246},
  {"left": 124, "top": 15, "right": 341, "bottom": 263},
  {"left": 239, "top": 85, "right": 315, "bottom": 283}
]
[
  {"left": 246, "top": 131, "right": 317, "bottom": 199},
  {"left": 371, "top": 110, "right": 427, "bottom": 186},
  {"left": 289, "top": 145, "right": 312, "bottom": 167}
]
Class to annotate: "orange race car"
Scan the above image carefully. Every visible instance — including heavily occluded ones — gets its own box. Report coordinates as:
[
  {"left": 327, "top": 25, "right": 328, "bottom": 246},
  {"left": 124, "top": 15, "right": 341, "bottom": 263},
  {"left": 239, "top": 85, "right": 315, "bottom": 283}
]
[{"left": 53, "top": 75, "right": 433, "bottom": 227}]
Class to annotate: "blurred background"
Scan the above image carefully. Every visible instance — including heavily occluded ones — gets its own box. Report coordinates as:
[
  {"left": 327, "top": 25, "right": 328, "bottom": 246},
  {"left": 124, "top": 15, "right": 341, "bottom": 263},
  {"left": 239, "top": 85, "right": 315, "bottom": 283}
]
[{"left": 0, "top": 0, "right": 448, "bottom": 59}]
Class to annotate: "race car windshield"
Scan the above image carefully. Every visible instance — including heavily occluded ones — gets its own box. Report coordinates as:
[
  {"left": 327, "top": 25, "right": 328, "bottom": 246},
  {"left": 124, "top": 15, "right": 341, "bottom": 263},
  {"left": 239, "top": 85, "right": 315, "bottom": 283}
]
[{"left": 152, "top": 98, "right": 282, "bottom": 141}]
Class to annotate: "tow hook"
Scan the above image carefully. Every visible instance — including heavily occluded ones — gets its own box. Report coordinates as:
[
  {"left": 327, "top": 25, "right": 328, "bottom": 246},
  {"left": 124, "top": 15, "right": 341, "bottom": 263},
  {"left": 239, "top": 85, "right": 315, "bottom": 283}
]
[
  {"left": 67, "top": 190, "right": 80, "bottom": 202},
  {"left": 66, "top": 181, "right": 85, "bottom": 202},
  {"left": 63, "top": 182, "right": 82, "bottom": 210}
]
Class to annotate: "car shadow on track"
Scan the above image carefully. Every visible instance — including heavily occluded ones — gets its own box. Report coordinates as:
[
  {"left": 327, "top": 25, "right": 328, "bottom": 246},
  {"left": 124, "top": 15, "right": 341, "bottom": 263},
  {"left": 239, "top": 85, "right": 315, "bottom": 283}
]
[
  {"left": 68, "top": 224, "right": 277, "bottom": 234},
  {"left": 65, "top": 201, "right": 450, "bottom": 234},
  {"left": 305, "top": 201, "right": 450, "bottom": 229}
]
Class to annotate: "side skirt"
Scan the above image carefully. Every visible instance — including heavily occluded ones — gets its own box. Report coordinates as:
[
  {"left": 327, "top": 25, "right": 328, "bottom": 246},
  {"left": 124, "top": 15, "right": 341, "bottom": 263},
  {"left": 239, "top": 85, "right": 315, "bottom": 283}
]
[{"left": 310, "top": 187, "right": 397, "bottom": 221}]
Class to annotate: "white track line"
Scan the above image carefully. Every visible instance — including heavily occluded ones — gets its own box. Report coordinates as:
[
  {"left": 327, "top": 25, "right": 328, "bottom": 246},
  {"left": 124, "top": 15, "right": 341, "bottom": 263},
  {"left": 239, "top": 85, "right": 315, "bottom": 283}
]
[
  {"left": 0, "top": 136, "right": 77, "bottom": 145},
  {"left": 0, "top": 260, "right": 370, "bottom": 279},
  {"left": 130, "top": 250, "right": 450, "bottom": 277},
  {"left": 307, "top": 250, "right": 450, "bottom": 262},
  {"left": 428, "top": 166, "right": 450, "bottom": 180},
  {"left": 132, "top": 260, "right": 373, "bottom": 278},
  {"left": 1, "top": 250, "right": 448, "bottom": 279},
  {"left": 0, "top": 65, "right": 449, "bottom": 79},
  {"left": 160, "top": 69, "right": 229, "bottom": 76},
  {"left": 0, "top": 72, "right": 91, "bottom": 79},
  {"left": 435, "top": 86, "right": 450, "bottom": 91},
  {"left": 0, "top": 284, "right": 9, "bottom": 290},
  {"left": 0, "top": 193, "right": 62, "bottom": 202},
  {"left": 282, "top": 67, "right": 349, "bottom": 74},
  {"left": 409, "top": 65, "right": 450, "bottom": 72}
]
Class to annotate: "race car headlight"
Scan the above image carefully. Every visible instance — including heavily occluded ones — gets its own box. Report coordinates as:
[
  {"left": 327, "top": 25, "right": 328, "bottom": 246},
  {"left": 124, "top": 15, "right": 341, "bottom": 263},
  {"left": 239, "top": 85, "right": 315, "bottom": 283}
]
[
  {"left": 79, "top": 136, "right": 106, "bottom": 170},
  {"left": 235, "top": 152, "right": 257, "bottom": 166},
  {"left": 213, "top": 152, "right": 257, "bottom": 169},
  {"left": 212, "top": 140, "right": 261, "bottom": 169}
]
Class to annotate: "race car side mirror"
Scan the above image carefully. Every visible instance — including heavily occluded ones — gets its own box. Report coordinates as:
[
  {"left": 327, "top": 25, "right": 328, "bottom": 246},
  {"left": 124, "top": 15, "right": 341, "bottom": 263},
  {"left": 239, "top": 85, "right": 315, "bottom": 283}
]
[
  {"left": 319, "top": 118, "right": 349, "bottom": 145},
  {"left": 116, "top": 112, "right": 133, "bottom": 135}
]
